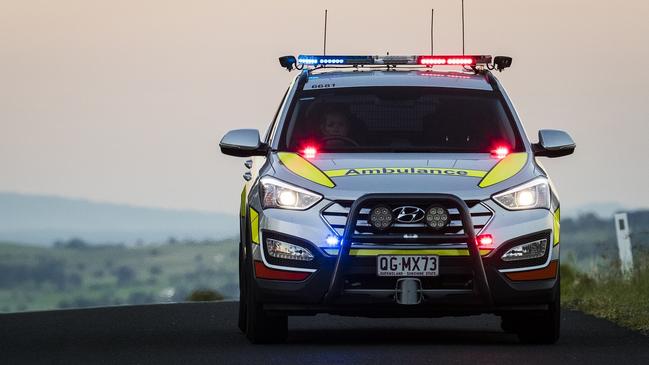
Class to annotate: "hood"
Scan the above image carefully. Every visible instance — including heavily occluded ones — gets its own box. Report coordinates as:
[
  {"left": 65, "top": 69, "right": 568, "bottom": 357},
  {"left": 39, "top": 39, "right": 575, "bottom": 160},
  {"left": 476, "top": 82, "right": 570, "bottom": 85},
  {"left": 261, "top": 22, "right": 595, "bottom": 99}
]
[{"left": 270, "top": 152, "right": 535, "bottom": 201}]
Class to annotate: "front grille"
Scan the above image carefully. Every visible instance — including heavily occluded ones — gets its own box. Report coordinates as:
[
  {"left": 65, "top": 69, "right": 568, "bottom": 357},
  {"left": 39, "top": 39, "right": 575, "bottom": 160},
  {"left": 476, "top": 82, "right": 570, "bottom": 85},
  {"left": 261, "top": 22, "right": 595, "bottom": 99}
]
[{"left": 321, "top": 199, "right": 493, "bottom": 241}]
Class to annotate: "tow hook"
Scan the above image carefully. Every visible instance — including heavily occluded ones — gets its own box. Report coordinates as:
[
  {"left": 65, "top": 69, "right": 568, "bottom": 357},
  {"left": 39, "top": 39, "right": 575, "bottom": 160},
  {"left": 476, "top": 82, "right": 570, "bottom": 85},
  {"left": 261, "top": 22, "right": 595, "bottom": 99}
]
[{"left": 395, "top": 278, "right": 422, "bottom": 305}]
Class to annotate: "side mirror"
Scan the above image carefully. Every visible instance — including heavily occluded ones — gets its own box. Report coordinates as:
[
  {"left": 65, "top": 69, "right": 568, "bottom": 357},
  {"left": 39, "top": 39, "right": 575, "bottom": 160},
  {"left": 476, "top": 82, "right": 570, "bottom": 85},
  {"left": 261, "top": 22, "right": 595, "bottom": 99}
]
[
  {"left": 219, "top": 129, "right": 267, "bottom": 157},
  {"left": 533, "top": 129, "right": 576, "bottom": 158}
]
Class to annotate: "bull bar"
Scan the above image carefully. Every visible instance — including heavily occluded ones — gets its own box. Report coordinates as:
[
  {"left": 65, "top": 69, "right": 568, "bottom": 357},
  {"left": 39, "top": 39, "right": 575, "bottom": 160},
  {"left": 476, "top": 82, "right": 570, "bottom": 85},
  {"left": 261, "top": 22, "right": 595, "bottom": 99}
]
[{"left": 323, "top": 193, "right": 494, "bottom": 307}]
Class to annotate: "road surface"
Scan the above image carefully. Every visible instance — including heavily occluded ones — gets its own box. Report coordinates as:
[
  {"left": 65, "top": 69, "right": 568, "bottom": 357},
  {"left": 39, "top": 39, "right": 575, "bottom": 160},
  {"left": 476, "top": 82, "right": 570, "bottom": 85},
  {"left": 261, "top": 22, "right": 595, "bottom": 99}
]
[{"left": 1, "top": 301, "right": 648, "bottom": 364}]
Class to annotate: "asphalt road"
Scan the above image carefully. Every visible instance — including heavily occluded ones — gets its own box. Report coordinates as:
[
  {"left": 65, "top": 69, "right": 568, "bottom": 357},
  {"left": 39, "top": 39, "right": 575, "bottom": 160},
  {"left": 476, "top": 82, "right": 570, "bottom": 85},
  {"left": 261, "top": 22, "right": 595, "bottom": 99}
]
[{"left": 1, "top": 301, "right": 648, "bottom": 365}]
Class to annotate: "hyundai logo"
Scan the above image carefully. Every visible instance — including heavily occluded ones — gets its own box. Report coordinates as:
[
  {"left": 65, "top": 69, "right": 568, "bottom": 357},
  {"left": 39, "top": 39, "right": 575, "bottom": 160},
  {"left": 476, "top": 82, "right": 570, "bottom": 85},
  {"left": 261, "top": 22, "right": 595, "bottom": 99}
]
[{"left": 392, "top": 206, "right": 426, "bottom": 224}]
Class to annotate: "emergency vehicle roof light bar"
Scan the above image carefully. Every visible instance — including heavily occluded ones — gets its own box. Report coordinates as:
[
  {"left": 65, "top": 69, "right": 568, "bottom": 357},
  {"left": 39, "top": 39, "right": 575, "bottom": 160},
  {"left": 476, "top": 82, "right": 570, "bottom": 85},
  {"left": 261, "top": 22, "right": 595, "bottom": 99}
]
[{"left": 281, "top": 54, "right": 501, "bottom": 69}]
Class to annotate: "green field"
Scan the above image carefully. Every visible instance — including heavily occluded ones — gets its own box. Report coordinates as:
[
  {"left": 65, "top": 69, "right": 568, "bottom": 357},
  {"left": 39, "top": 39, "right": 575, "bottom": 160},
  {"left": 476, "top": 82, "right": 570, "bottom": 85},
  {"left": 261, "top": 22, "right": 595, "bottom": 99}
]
[{"left": 0, "top": 239, "right": 238, "bottom": 312}]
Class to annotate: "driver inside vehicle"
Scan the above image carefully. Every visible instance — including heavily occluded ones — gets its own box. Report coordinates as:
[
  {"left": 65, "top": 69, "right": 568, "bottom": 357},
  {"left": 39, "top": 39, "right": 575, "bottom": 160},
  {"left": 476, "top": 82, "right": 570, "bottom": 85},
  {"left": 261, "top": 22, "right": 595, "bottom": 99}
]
[{"left": 318, "top": 104, "right": 359, "bottom": 147}]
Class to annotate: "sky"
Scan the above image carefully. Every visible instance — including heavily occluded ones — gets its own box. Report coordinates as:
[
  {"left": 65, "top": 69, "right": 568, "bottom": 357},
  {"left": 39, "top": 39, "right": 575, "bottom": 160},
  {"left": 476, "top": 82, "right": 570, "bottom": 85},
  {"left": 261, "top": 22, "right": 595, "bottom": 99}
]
[{"left": 1, "top": 0, "right": 648, "bottom": 216}]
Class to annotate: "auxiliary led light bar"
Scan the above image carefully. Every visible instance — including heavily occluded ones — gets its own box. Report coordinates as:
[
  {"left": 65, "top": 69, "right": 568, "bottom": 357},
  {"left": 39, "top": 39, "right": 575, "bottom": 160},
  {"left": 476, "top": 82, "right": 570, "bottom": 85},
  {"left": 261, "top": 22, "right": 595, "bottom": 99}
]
[{"left": 295, "top": 54, "right": 493, "bottom": 67}]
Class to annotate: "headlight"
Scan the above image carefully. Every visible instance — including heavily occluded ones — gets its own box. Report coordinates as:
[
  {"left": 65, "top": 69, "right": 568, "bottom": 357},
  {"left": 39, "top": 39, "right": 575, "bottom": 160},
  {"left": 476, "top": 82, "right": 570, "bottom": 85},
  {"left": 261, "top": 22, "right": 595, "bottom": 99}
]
[
  {"left": 501, "top": 239, "right": 548, "bottom": 261},
  {"left": 492, "top": 177, "right": 550, "bottom": 210},
  {"left": 260, "top": 176, "right": 322, "bottom": 210}
]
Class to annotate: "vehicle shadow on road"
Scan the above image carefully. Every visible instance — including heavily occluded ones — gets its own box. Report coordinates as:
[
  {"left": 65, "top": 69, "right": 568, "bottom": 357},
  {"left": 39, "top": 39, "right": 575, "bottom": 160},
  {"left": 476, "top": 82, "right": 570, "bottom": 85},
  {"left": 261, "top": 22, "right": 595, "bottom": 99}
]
[
  {"left": 285, "top": 314, "right": 519, "bottom": 346},
  {"left": 287, "top": 327, "right": 518, "bottom": 346}
]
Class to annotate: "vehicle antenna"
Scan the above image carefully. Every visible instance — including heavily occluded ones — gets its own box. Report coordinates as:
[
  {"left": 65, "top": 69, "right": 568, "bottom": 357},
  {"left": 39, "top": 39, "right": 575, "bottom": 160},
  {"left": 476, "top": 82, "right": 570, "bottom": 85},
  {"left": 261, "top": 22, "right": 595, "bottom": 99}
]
[
  {"left": 323, "top": 9, "right": 328, "bottom": 55},
  {"left": 431, "top": 9, "right": 435, "bottom": 55},
  {"left": 461, "top": 0, "right": 465, "bottom": 55}
]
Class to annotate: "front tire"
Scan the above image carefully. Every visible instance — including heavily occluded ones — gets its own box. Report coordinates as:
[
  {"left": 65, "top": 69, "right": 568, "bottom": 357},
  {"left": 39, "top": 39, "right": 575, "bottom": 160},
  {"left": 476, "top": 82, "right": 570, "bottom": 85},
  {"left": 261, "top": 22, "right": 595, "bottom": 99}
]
[
  {"left": 244, "top": 257, "right": 288, "bottom": 343},
  {"left": 241, "top": 221, "right": 288, "bottom": 343},
  {"left": 515, "top": 296, "right": 560, "bottom": 344},
  {"left": 511, "top": 279, "right": 561, "bottom": 344}
]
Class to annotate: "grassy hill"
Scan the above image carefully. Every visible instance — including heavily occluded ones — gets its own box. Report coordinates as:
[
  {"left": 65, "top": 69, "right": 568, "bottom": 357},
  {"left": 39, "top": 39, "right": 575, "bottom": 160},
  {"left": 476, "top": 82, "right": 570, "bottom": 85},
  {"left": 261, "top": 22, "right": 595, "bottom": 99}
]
[{"left": 0, "top": 239, "right": 238, "bottom": 312}]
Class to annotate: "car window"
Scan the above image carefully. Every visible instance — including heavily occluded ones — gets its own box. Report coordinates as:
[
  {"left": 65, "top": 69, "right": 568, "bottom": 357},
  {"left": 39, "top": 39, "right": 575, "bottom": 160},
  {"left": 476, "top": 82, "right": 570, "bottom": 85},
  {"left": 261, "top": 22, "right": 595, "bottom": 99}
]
[{"left": 279, "top": 87, "right": 523, "bottom": 153}]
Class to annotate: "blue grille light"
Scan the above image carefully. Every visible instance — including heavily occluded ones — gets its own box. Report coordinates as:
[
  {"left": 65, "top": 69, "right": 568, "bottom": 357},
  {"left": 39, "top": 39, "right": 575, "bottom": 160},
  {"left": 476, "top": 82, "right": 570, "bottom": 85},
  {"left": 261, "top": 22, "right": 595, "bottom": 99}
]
[{"left": 326, "top": 235, "right": 339, "bottom": 246}]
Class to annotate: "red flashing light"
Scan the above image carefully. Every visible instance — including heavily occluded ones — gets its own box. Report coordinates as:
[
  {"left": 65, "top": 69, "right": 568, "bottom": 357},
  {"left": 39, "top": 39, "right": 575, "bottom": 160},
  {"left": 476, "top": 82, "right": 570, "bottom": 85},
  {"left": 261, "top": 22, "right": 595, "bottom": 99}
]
[
  {"left": 254, "top": 261, "right": 310, "bottom": 281},
  {"left": 418, "top": 56, "right": 475, "bottom": 66},
  {"left": 477, "top": 234, "right": 494, "bottom": 247},
  {"left": 491, "top": 146, "right": 510, "bottom": 159},
  {"left": 302, "top": 146, "right": 317, "bottom": 159}
]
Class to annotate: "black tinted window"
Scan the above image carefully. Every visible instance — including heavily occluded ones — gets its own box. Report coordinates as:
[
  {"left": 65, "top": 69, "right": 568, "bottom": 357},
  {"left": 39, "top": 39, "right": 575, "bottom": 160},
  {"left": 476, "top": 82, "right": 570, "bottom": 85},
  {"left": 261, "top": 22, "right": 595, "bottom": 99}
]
[{"left": 280, "top": 87, "right": 522, "bottom": 153}]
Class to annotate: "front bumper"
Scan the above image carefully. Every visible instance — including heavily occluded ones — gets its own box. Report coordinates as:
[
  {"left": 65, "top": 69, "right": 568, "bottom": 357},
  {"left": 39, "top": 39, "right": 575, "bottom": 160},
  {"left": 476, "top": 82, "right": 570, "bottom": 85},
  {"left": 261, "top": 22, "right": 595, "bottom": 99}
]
[{"left": 251, "top": 194, "right": 558, "bottom": 316}]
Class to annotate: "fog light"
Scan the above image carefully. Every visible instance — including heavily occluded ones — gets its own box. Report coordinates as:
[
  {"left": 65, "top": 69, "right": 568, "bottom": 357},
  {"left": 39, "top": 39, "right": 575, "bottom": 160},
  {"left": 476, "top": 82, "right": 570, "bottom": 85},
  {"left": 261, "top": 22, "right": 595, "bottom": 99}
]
[
  {"left": 501, "top": 239, "right": 547, "bottom": 261},
  {"left": 369, "top": 205, "right": 393, "bottom": 231},
  {"left": 425, "top": 205, "right": 449, "bottom": 230},
  {"left": 266, "top": 238, "right": 314, "bottom": 261}
]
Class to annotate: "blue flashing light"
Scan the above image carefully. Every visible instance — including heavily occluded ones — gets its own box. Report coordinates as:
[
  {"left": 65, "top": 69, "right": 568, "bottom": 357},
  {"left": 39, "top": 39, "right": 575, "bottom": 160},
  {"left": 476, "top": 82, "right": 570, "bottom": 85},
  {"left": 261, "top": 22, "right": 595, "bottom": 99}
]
[
  {"left": 320, "top": 58, "right": 344, "bottom": 64},
  {"left": 297, "top": 56, "right": 319, "bottom": 65},
  {"left": 326, "top": 235, "right": 340, "bottom": 246},
  {"left": 297, "top": 55, "right": 374, "bottom": 67}
]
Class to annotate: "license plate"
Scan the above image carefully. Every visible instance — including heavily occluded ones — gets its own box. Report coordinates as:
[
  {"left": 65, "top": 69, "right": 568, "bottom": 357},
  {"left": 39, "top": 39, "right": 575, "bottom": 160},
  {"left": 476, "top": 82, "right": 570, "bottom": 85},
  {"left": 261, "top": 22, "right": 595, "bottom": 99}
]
[{"left": 376, "top": 255, "right": 439, "bottom": 277}]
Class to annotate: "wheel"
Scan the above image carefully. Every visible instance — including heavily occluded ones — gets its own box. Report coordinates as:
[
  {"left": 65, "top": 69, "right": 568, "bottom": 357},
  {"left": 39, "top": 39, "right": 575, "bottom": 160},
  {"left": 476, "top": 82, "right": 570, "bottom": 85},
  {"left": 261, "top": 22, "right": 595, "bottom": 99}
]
[
  {"left": 515, "top": 281, "right": 561, "bottom": 344},
  {"left": 244, "top": 260, "right": 288, "bottom": 343},
  {"left": 243, "top": 223, "right": 288, "bottom": 344},
  {"left": 515, "top": 299, "right": 560, "bottom": 344}
]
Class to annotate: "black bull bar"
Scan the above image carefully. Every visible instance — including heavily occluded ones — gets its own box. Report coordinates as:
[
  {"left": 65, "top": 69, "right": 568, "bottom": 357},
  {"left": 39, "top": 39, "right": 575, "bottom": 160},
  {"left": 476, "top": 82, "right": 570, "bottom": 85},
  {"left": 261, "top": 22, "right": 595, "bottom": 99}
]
[{"left": 323, "top": 194, "right": 494, "bottom": 306}]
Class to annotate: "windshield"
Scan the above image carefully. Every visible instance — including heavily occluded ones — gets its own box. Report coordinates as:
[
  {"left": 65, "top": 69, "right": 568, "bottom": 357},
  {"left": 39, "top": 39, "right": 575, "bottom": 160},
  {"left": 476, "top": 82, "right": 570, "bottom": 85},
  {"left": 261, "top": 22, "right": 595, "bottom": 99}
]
[{"left": 279, "top": 87, "right": 523, "bottom": 153}]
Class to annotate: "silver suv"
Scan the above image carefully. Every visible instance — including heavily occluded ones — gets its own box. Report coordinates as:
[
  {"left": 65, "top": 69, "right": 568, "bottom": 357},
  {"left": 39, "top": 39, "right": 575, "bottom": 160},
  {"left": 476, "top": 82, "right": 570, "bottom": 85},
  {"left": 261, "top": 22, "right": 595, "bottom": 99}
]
[{"left": 220, "top": 54, "right": 575, "bottom": 344}]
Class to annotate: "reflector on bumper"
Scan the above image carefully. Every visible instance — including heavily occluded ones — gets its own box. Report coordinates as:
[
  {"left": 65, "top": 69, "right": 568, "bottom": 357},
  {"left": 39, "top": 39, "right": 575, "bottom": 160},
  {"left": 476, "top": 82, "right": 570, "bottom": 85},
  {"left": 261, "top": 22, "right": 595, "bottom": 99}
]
[
  {"left": 504, "top": 261, "right": 558, "bottom": 281},
  {"left": 254, "top": 261, "right": 311, "bottom": 281}
]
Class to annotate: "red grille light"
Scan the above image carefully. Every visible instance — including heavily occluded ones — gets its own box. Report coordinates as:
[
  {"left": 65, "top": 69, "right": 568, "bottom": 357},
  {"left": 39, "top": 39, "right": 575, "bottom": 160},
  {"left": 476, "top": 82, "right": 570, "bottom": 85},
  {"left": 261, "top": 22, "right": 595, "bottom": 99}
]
[{"left": 477, "top": 234, "right": 494, "bottom": 247}]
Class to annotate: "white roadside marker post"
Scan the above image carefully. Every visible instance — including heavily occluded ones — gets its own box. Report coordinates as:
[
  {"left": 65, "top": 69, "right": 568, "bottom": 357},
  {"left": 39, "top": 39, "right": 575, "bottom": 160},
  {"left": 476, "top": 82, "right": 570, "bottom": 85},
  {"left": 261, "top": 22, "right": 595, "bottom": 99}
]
[{"left": 614, "top": 213, "right": 634, "bottom": 277}]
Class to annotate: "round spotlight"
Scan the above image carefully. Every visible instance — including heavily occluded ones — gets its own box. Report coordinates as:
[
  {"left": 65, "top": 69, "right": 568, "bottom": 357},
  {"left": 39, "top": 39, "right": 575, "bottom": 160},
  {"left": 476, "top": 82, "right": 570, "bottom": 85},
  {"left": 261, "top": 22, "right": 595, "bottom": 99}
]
[
  {"left": 425, "top": 205, "right": 449, "bottom": 230},
  {"left": 369, "top": 205, "right": 393, "bottom": 231}
]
